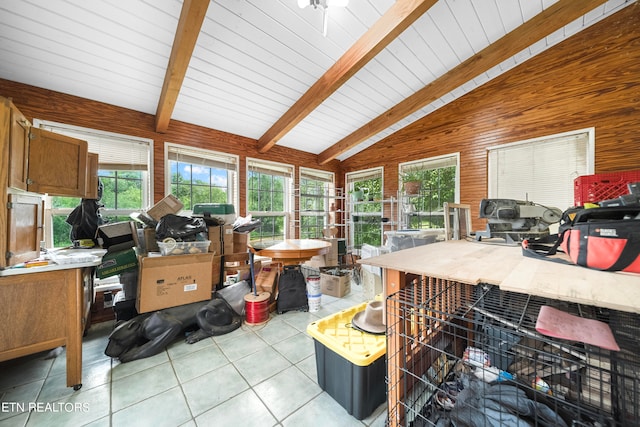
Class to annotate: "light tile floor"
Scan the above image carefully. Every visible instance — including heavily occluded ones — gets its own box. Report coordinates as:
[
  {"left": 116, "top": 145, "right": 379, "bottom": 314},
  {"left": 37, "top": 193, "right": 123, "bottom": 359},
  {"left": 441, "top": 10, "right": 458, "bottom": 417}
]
[{"left": 0, "top": 282, "right": 387, "bottom": 427}]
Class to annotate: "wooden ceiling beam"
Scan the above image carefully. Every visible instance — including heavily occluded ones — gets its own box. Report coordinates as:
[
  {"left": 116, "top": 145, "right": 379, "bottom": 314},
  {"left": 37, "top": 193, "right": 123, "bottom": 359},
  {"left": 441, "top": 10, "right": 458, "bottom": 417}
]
[
  {"left": 155, "top": 0, "right": 209, "bottom": 133},
  {"left": 257, "top": 0, "right": 438, "bottom": 154},
  {"left": 317, "top": 0, "right": 609, "bottom": 164}
]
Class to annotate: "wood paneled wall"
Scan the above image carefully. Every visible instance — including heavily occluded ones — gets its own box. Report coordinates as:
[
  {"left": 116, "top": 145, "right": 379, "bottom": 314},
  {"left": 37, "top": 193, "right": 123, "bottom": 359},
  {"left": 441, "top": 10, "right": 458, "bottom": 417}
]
[
  {"left": 0, "top": 79, "right": 342, "bottom": 215},
  {"left": 1, "top": 3, "right": 638, "bottom": 232},
  {"left": 342, "top": 3, "right": 640, "bottom": 230}
]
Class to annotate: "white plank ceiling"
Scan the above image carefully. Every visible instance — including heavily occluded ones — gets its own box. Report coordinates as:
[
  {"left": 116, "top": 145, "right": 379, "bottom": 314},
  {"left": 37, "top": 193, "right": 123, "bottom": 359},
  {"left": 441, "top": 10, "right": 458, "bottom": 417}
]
[{"left": 0, "top": 0, "right": 634, "bottom": 161}]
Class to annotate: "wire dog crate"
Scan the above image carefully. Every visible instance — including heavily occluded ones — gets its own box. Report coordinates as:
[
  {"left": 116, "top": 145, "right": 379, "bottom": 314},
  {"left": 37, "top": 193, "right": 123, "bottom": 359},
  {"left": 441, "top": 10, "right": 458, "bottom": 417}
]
[{"left": 386, "top": 278, "right": 640, "bottom": 427}]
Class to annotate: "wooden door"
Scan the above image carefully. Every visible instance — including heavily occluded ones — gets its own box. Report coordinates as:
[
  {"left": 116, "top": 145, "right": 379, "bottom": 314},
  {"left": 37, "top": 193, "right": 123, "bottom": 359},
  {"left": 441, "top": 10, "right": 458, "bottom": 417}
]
[
  {"left": 8, "top": 102, "right": 30, "bottom": 191},
  {"left": 6, "top": 193, "right": 43, "bottom": 266},
  {"left": 27, "top": 128, "right": 88, "bottom": 197}
]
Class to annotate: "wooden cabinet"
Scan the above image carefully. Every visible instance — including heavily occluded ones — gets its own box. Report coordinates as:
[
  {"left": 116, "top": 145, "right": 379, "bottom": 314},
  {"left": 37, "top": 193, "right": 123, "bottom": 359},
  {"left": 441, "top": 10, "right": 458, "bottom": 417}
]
[
  {"left": 2, "top": 96, "right": 89, "bottom": 197},
  {"left": 8, "top": 101, "right": 30, "bottom": 191},
  {"left": 1, "top": 96, "right": 92, "bottom": 268},
  {"left": 26, "top": 128, "right": 88, "bottom": 197},
  {"left": 0, "top": 265, "right": 96, "bottom": 389},
  {"left": 6, "top": 193, "right": 43, "bottom": 266},
  {"left": 85, "top": 152, "right": 99, "bottom": 199}
]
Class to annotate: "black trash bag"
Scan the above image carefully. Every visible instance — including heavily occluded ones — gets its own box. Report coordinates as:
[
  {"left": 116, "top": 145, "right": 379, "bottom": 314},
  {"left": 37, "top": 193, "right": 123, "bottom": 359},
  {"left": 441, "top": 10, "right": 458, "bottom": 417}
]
[
  {"left": 66, "top": 200, "right": 104, "bottom": 243},
  {"left": 66, "top": 180, "right": 105, "bottom": 243},
  {"left": 155, "top": 214, "right": 207, "bottom": 242}
]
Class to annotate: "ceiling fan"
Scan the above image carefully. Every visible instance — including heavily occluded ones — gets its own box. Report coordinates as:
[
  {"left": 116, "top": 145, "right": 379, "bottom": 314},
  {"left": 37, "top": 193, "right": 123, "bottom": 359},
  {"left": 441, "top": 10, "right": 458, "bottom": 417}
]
[{"left": 297, "top": 0, "right": 349, "bottom": 37}]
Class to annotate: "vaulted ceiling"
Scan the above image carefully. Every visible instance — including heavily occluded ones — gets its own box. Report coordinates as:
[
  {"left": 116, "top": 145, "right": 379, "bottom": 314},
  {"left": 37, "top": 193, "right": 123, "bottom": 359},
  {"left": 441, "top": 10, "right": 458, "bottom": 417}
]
[{"left": 0, "top": 0, "right": 634, "bottom": 163}]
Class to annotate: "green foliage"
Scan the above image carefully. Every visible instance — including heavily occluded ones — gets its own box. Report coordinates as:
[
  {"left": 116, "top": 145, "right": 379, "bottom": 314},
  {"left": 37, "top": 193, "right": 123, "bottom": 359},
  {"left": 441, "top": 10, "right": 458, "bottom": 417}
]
[
  {"left": 246, "top": 170, "right": 287, "bottom": 240},
  {"left": 401, "top": 169, "right": 423, "bottom": 183},
  {"left": 247, "top": 172, "right": 285, "bottom": 212},
  {"left": 353, "top": 222, "right": 382, "bottom": 248},
  {"left": 349, "top": 176, "right": 384, "bottom": 247},
  {"left": 53, "top": 215, "right": 72, "bottom": 248},
  {"left": 250, "top": 215, "right": 285, "bottom": 240},
  {"left": 170, "top": 163, "right": 228, "bottom": 210},
  {"left": 51, "top": 169, "right": 145, "bottom": 248},
  {"left": 100, "top": 171, "right": 142, "bottom": 209}
]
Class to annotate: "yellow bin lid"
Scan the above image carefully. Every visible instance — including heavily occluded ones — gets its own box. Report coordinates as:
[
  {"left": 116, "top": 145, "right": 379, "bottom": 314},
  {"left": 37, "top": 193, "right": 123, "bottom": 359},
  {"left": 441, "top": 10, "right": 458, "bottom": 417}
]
[{"left": 306, "top": 302, "right": 386, "bottom": 366}]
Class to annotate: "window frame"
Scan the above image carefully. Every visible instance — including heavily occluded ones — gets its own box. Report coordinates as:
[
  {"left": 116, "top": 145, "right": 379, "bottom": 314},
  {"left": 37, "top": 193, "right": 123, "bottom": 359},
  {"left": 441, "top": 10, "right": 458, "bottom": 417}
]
[
  {"left": 298, "top": 167, "right": 336, "bottom": 239},
  {"left": 246, "top": 158, "right": 294, "bottom": 241},
  {"left": 346, "top": 167, "right": 384, "bottom": 250},
  {"left": 33, "top": 119, "right": 153, "bottom": 248},
  {"left": 398, "top": 153, "right": 460, "bottom": 230},
  {"left": 487, "top": 128, "right": 594, "bottom": 211},
  {"left": 164, "top": 142, "right": 239, "bottom": 214}
]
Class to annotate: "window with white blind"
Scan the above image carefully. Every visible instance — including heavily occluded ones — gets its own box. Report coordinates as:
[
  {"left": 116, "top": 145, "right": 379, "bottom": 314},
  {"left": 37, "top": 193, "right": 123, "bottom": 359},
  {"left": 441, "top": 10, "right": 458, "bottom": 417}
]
[
  {"left": 399, "top": 153, "right": 459, "bottom": 230},
  {"left": 165, "top": 143, "right": 239, "bottom": 212},
  {"left": 487, "top": 128, "right": 594, "bottom": 211},
  {"left": 247, "top": 158, "right": 294, "bottom": 241},
  {"left": 346, "top": 167, "right": 383, "bottom": 249},
  {"left": 34, "top": 120, "right": 152, "bottom": 248},
  {"left": 298, "top": 167, "right": 335, "bottom": 239}
]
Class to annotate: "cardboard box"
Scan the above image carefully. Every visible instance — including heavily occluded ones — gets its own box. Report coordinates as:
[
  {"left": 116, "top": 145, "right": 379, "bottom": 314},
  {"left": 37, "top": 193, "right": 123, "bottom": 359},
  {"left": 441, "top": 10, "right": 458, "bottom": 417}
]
[
  {"left": 255, "top": 266, "right": 278, "bottom": 302},
  {"left": 222, "top": 224, "right": 233, "bottom": 254},
  {"left": 146, "top": 194, "right": 183, "bottom": 221},
  {"left": 233, "top": 232, "right": 249, "bottom": 253},
  {"left": 323, "top": 238, "right": 339, "bottom": 264},
  {"left": 91, "top": 289, "right": 117, "bottom": 324},
  {"left": 211, "top": 255, "right": 222, "bottom": 289},
  {"left": 143, "top": 228, "right": 159, "bottom": 253},
  {"left": 136, "top": 252, "right": 214, "bottom": 313},
  {"left": 320, "top": 267, "right": 351, "bottom": 297},
  {"left": 96, "top": 248, "right": 138, "bottom": 279},
  {"left": 303, "top": 238, "right": 339, "bottom": 268},
  {"left": 97, "top": 221, "right": 136, "bottom": 252},
  {"left": 207, "top": 226, "right": 222, "bottom": 255}
]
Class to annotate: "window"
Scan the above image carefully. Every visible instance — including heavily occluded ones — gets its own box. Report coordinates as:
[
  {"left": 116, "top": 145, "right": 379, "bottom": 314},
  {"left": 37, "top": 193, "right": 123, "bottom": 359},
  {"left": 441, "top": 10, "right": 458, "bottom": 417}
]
[
  {"left": 165, "top": 144, "right": 239, "bottom": 212},
  {"left": 346, "top": 167, "right": 383, "bottom": 249},
  {"left": 247, "top": 158, "right": 294, "bottom": 241},
  {"left": 487, "top": 129, "right": 593, "bottom": 211},
  {"left": 34, "top": 120, "right": 152, "bottom": 248},
  {"left": 399, "top": 154, "right": 459, "bottom": 230},
  {"left": 298, "top": 168, "right": 335, "bottom": 239}
]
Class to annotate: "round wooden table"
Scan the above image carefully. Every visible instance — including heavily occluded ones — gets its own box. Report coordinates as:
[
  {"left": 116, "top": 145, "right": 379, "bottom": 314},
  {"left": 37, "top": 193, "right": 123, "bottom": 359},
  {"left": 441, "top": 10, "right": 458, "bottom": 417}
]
[{"left": 248, "top": 239, "right": 331, "bottom": 265}]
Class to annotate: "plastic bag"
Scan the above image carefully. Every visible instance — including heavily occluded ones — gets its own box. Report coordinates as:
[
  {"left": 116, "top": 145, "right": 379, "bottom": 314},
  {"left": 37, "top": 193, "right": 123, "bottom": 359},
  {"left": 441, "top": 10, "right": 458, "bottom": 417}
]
[{"left": 155, "top": 214, "right": 207, "bottom": 242}]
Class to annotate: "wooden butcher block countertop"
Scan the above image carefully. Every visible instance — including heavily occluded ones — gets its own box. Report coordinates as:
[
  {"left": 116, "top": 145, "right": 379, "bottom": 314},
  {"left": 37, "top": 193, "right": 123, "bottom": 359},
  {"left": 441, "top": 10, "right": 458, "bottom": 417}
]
[{"left": 359, "top": 239, "right": 640, "bottom": 314}]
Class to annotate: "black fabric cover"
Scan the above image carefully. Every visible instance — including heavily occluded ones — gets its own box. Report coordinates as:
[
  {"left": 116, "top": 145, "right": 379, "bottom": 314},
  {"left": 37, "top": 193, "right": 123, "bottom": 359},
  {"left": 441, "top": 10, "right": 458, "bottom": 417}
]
[{"left": 276, "top": 265, "right": 308, "bottom": 314}]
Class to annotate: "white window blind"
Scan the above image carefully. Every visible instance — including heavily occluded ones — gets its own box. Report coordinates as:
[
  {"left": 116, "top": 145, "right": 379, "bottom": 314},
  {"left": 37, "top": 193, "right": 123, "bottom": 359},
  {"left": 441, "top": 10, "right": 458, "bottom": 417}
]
[
  {"left": 36, "top": 121, "right": 150, "bottom": 170},
  {"left": 346, "top": 167, "right": 382, "bottom": 188},
  {"left": 300, "top": 167, "right": 334, "bottom": 183},
  {"left": 487, "top": 129, "right": 593, "bottom": 211},
  {"left": 247, "top": 158, "right": 294, "bottom": 177},
  {"left": 399, "top": 154, "right": 458, "bottom": 175},
  {"left": 167, "top": 145, "right": 237, "bottom": 170}
]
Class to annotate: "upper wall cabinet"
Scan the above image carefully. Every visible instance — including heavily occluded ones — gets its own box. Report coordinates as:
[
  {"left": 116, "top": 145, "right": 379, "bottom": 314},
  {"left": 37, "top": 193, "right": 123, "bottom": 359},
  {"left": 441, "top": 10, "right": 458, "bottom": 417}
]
[
  {"left": 25, "top": 128, "right": 88, "bottom": 197},
  {"left": 85, "top": 152, "right": 99, "bottom": 200},
  {"left": 2, "top": 97, "right": 89, "bottom": 197},
  {"left": 8, "top": 101, "right": 30, "bottom": 191}
]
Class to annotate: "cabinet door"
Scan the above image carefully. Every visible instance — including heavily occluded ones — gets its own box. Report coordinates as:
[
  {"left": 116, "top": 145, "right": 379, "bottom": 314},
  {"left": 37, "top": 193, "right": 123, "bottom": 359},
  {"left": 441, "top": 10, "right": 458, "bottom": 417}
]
[
  {"left": 8, "top": 102, "right": 30, "bottom": 191},
  {"left": 6, "top": 193, "right": 43, "bottom": 266},
  {"left": 27, "top": 128, "right": 88, "bottom": 197},
  {"left": 84, "top": 152, "right": 99, "bottom": 199}
]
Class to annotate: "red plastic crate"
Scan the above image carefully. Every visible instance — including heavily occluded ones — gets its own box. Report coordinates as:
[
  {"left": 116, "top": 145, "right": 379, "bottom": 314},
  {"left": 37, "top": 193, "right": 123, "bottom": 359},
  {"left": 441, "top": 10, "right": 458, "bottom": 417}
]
[{"left": 574, "top": 170, "right": 640, "bottom": 206}]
